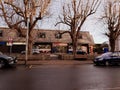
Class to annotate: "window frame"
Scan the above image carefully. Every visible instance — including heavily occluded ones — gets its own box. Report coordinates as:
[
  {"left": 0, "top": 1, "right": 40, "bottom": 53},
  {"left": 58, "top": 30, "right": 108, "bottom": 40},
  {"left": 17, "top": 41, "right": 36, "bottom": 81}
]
[
  {"left": 38, "top": 32, "right": 46, "bottom": 38},
  {"left": 55, "top": 32, "right": 62, "bottom": 39}
]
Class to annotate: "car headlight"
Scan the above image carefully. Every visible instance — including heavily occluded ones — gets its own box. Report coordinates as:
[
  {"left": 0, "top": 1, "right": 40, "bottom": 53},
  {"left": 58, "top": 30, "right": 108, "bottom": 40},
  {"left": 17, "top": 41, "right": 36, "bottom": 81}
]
[{"left": 7, "top": 57, "right": 13, "bottom": 61}]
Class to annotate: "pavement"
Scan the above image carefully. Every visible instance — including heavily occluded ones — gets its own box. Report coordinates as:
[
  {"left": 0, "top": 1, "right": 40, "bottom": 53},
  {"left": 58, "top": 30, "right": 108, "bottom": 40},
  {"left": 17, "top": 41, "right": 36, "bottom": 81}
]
[{"left": 17, "top": 59, "right": 93, "bottom": 65}]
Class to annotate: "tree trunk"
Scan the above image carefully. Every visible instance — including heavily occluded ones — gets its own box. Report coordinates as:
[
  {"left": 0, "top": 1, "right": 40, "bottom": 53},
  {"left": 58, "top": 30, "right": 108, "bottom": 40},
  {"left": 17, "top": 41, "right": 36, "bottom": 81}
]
[
  {"left": 72, "top": 38, "right": 77, "bottom": 59},
  {"left": 109, "top": 38, "right": 115, "bottom": 52},
  {"left": 28, "top": 32, "right": 33, "bottom": 55}
]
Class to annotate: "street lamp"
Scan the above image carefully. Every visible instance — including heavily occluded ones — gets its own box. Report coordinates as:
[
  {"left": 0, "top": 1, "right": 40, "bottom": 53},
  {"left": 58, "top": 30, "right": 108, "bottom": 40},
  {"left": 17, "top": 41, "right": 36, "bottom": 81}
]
[
  {"left": 25, "top": 0, "right": 31, "bottom": 65},
  {"left": 25, "top": 0, "right": 36, "bottom": 65},
  {"left": 25, "top": 14, "right": 29, "bottom": 65}
]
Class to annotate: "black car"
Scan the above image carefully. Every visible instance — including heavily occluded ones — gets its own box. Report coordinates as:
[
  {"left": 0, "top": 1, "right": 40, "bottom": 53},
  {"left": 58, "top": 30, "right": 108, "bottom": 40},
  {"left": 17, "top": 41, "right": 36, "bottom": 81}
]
[
  {"left": 0, "top": 52, "right": 17, "bottom": 68},
  {"left": 93, "top": 52, "right": 120, "bottom": 66}
]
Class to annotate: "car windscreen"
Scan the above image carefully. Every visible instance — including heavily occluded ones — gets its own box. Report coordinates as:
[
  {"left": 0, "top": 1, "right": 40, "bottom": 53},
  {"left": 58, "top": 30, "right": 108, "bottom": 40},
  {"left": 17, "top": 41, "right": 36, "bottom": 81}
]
[{"left": 111, "top": 52, "right": 120, "bottom": 57}]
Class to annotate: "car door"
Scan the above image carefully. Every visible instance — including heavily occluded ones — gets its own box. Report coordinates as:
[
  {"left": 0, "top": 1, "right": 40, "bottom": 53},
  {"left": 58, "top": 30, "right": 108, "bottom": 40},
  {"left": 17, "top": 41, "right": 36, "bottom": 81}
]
[{"left": 110, "top": 52, "right": 120, "bottom": 64}]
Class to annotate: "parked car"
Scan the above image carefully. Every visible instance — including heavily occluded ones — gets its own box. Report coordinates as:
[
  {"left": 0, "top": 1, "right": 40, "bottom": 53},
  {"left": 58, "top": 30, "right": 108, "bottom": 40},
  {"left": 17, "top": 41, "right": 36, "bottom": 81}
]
[
  {"left": 93, "top": 52, "right": 120, "bottom": 66},
  {"left": 21, "top": 49, "right": 40, "bottom": 54},
  {"left": 0, "top": 52, "right": 17, "bottom": 68},
  {"left": 32, "top": 49, "right": 40, "bottom": 54},
  {"left": 68, "top": 50, "right": 87, "bottom": 55},
  {"left": 76, "top": 50, "right": 87, "bottom": 55},
  {"left": 39, "top": 49, "right": 51, "bottom": 53}
]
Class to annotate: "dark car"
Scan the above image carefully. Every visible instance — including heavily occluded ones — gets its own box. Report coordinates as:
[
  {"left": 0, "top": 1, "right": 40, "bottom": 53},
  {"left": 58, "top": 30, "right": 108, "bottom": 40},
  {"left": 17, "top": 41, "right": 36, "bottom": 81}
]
[
  {"left": 93, "top": 52, "right": 120, "bottom": 66},
  {"left": 68, "top": 50, "right": 87, "bottom": 55},
  {"left": 0, "top": 52, "right": 17, "bottom": 68}
]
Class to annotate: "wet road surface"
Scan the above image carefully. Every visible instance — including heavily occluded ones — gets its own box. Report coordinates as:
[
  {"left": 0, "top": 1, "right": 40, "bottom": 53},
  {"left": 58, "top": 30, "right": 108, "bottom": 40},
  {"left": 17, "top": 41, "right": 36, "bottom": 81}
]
[{"left": 1, "top": 65, "right": 120, "bottom": 90}]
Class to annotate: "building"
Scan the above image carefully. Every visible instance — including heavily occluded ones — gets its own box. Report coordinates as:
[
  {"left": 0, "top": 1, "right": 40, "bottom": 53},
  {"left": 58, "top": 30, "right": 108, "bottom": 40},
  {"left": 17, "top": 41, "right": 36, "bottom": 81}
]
[
  {"left": 115, "top": 35, "right": 120, "bottom": 51},
  {"left": 0, "top": 27, "right": 94, "bottom": 54}
]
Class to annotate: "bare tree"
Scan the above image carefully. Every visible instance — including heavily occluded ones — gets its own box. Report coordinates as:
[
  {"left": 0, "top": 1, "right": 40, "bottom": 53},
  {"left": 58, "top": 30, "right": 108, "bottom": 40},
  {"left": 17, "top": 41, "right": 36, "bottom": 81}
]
[
  {"left": 56, "top": 0, "right": 100, "bottom": 58},
  {"left": 0, "top": 0, "right": 51, "bottom": 54},
  {"left": 100, "top": 0, "right": 120, "bottom": 52}
]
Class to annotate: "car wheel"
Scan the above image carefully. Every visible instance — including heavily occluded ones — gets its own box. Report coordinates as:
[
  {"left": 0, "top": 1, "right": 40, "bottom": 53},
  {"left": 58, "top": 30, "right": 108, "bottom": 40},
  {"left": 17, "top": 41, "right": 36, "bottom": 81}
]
[
  {"left": 0, "top": 60, "right": 5, "bottom": 69},
  {"left": 95, "top": 63, "right": 100, "bottom": 66},
  {"left": 105, "top": 61, "right": 109, "bottom": 66}
]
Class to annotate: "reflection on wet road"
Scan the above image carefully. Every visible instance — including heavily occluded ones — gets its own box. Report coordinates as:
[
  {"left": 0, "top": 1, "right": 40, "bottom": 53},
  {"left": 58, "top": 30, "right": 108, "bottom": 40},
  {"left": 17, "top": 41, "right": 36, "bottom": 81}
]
[{"left": 1, "top": 65, "right": 120, "bottom": 90}]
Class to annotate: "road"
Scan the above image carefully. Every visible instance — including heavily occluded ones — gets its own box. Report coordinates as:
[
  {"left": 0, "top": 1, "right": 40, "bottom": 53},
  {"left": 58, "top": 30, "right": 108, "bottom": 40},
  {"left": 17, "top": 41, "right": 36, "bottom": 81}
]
[{"left": 0, "top": 64, "right": 120, "bottom": 90}]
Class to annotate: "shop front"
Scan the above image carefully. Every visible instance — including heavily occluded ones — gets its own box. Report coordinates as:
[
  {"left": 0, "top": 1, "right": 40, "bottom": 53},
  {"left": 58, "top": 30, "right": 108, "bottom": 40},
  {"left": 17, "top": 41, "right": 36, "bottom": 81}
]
[
  {"left": 34, "top": 42, "right": 52, "bottom": 53},
  {"left": 52, "top": 42, "right": 68, "bottom": 53}
]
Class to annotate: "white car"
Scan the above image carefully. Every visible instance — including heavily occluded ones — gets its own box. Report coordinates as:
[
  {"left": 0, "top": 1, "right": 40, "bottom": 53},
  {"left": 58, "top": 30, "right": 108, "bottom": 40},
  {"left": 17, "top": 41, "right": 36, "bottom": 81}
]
[{"left": 21, "top": 49, "right": 40, "bottom": 54}]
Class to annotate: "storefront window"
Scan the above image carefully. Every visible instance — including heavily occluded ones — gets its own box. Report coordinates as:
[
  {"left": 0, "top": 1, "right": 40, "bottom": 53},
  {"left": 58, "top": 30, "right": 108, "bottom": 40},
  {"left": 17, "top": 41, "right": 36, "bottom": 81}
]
[
  {"left": 52, "top": 42, "right": 67, "bottom": 53},
  {"left": 38, "top": 32, "right": 46, "bottom": 38},
  {"left": 78, "top": 34, "right": 82, "bottom": 39},
  {"left": 55, "top": 32, "right": 62, "bottom": 39},
  {"left": 0, "top": 30, "right": 3, "bottom": 37}
]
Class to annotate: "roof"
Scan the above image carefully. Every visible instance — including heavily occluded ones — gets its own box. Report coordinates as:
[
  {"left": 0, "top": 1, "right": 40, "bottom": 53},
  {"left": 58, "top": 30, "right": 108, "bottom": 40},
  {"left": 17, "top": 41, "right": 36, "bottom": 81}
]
[{"left": 0, "top": 28, "right": 94, "bottom": 45}]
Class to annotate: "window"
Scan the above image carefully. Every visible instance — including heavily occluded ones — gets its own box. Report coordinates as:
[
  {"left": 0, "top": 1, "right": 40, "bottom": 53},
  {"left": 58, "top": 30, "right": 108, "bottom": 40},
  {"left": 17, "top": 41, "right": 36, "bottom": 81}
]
[
  {"left": 17, "top": 33, "right": 23, "bottom": 37},
  {"left": 0, "top": 30, "right": 3, "bottom": 37},
  {"left": 78, "top": 34, "right": 82, "bottom": 39},
  {"left": 55, "top": 32, "right": 62, "bottom": 39},
  {"left": 38, "top": 32, "right": 46, "bottom": 38}
]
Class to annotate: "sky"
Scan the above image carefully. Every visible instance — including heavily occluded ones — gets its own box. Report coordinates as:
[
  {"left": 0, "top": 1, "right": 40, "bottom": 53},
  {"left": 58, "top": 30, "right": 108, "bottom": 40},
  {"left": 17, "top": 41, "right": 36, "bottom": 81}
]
[{"left": 38, "top": 0, "right": 109, "bottom": 44}]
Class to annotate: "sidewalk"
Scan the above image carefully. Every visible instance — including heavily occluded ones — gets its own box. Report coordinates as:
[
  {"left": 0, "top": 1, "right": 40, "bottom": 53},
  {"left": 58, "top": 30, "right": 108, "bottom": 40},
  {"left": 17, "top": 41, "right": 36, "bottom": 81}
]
[{"left": 17, "top": 60, "right": 93, "bottom": 65}]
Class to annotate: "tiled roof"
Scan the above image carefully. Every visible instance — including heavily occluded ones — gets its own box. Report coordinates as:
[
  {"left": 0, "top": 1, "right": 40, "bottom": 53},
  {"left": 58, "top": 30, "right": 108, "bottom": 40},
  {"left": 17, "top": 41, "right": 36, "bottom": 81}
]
[{"left": 0, "top": 28, "right": 94, "bottom": 45}]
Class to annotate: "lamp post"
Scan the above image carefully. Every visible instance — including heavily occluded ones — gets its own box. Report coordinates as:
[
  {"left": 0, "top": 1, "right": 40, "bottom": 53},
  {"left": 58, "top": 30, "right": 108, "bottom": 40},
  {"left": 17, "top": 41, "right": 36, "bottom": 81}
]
[
  {"left": 25, "top": 0, "right": 31, "bottom": 65},
  {"left": 25, "top": 0, "right": 36, "bottom": 65},
  {"left": 25, "top": 16, "right": 29, "bottom": 65}
]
